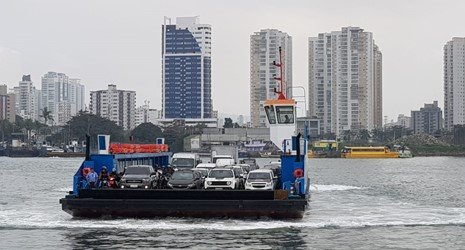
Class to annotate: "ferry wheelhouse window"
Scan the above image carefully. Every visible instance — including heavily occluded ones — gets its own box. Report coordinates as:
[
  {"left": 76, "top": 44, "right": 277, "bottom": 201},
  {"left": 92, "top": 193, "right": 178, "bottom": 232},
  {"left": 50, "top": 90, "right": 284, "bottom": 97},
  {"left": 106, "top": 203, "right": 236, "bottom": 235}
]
[
  {"left": 264, "top": 106, "right": 276, "bottom": 124},
  {"left": 276, "top": 106, "right": 294, "bottom": 124}
]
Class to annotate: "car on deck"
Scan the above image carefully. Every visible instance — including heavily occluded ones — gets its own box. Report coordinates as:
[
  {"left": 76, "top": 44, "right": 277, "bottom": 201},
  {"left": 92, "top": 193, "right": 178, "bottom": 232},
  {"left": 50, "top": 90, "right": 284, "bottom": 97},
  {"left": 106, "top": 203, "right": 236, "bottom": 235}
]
[
  {"left": 224, "top": 165, "right": 247, "bottom": 189},
  {"left": 245, "top": 169, "right": 276, "bottom": 190},
  {"left": 193, "top": 168, "right": 209, "bottom": 179},
  {"left": 240, "top": 158, "right": 259, "bottom": 170},
  {"left": 204, "top": 168, "right": 238, "bottom": 190},
  {"left": 167, "top": 170, "right": 204, "bottom": 189},
  {"left": 195, "top": 163, "right": 216, "bottom": 170},
  {"left": 119, "top": 165, "right": 157, "bottom": 189}
]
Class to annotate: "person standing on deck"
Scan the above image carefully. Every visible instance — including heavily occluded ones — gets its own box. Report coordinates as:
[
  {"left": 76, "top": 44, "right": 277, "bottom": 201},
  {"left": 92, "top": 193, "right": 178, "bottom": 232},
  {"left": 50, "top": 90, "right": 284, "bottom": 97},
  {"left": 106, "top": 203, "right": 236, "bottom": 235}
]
[{"left": 86, "top": 168, "right": 98, "bottom": 188}]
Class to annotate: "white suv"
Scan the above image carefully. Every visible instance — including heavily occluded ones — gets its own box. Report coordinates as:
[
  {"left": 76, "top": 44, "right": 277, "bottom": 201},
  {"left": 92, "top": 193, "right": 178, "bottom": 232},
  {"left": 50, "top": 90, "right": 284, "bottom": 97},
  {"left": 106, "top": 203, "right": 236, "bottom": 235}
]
[
  {"left": 245, "top": 169, "right": 275, "bottom": 190},
  {"left": 204, "top": 168, "right": 238, "bottom": 190}
]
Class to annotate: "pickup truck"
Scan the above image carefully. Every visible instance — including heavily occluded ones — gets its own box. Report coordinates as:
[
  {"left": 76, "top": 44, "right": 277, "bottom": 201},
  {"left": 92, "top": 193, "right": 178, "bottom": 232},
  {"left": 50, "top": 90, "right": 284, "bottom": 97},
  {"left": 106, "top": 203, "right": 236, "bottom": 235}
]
[{"left": 119, "top": 165, "right": 157, "bottom": 189}]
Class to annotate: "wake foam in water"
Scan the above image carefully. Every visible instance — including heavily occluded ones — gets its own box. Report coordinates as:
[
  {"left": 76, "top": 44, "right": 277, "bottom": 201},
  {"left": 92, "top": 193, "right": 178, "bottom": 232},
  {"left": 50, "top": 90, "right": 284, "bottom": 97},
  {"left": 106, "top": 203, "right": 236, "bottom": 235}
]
[
  {"left": 1, "top": 205, "right": 465, "bottom": 232},
  {"left": 53, "top": 187, "right": 73, "bottom": 193},
  {"left": 310, "top": 184, "right": 365, "bottom": 191}
]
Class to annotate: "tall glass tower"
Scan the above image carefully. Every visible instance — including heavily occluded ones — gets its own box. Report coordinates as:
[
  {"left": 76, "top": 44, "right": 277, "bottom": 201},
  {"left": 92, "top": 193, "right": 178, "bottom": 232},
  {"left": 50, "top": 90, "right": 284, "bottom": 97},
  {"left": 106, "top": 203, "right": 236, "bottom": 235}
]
[{"left": 162, "top": 16, "right": 212, "bottom": 119}]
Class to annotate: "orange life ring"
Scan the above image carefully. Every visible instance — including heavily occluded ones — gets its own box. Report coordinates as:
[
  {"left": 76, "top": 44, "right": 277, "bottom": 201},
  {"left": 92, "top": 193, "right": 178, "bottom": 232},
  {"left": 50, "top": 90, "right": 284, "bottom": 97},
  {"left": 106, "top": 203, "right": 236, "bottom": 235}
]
[
  {"left": 82, "top": 167, "right": 91, "bottom": 177},
  {"left": 293, "top": 168, "right": 304, "bottom": 178}
]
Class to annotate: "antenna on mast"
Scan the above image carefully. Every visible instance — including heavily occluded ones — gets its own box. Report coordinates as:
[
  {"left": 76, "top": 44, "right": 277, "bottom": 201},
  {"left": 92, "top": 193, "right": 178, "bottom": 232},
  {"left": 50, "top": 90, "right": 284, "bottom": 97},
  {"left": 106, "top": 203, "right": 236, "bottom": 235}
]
[{"left": 273, "top": 46, "right": 286, "bottom": 100}]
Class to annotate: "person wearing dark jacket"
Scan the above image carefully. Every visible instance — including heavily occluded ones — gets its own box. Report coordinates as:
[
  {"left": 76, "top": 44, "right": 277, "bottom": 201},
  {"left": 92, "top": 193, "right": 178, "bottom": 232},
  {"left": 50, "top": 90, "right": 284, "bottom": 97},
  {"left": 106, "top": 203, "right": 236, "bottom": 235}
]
[{"left": 99, "top": 166, "right": 109, "bottom": 188}]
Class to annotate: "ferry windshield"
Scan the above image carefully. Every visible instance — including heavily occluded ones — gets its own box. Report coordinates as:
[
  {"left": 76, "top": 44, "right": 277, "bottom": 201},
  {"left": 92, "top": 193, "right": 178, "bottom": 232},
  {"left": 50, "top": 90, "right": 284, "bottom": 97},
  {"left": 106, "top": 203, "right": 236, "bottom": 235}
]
[
  {"left": 247, "top": 172, "right": 271, "bottom": 180},
  {"left": 265, "top": 106, "right": 277, "bottom": 124},
  {"left": 171, "top": 171, "right": 194, "bottom": 180},
  {"left": 275, "top": 106, "right": 294, "bottom": 124},
  {"left": 171, "top": 158, "right": 195, "bottom": 168},
  {"left": 209, "top": 170, "right": 234, "bottom": 178},
  {"left": 125, "top": 167, "right": 151, "bottom": 175}
]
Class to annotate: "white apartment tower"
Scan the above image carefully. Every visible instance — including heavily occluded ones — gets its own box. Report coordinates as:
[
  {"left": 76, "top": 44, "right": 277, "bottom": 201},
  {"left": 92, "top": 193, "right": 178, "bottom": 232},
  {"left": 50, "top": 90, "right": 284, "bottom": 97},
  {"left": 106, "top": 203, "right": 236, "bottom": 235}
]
[
  {"left": 89, "top": 84, "right": 136, "bottom": 130},
  {"left": 250, "top": 29, "right": 292, "bottom": 127},
  {"left": 41, "top": 72, "right": 85, "bottom": 125},
  {"left": 444, "top": 37, "right": 465, "bottom": 131},
  {"left": 41, "top": 72, "right": 69, "bottom": 124},
  {"left": 18, "top": 75, "right": 40, "bottom": 120},
  {"left": 135, "top": 102, "right": 161, "bottom": 127},
  {"left": 308, "top": 27, "right": 382, "bottom": 136},
  {"left": 68, "top": 78, "right": 86, "bottom": 114}
]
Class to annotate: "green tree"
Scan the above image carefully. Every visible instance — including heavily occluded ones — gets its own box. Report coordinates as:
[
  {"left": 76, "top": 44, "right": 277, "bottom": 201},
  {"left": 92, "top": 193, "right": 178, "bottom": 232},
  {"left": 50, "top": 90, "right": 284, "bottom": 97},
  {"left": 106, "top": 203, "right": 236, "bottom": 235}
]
[
  {"left": 63, "top": 112, "right": 125, "bottom": 146},
  {"left": 163, "top": 125, "right": 187, "bottom": 153},
  {"left": 0, "top": 119, "right": 15, "bottom": 142},
  {"left": 130, "top": 123, "right": 163, "bottom": 143},
  {"left": 341, "top": 130, "right": 355, "bottom": 142},
  {"left": 322, "top": 132, "right": 336, "bottom": 140},
  {"left": 371, "top": 128, "right": 385, "bottom": 143},
  {"left": 40, "top": 107, "right": 53, "bottom": 125},
  {"left": 358, "top": 129, "right": 371, "bottom": 142},
  {"left": 223, "top": 118, "right": 233, "bottom": 128}
]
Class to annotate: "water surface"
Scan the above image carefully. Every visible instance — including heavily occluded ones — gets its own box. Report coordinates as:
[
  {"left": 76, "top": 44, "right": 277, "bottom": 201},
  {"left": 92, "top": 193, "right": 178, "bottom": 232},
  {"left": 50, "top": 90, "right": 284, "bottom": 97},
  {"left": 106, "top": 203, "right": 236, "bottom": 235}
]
[{"left": 1, "top": 157, "right": 464, "bottom": 249}]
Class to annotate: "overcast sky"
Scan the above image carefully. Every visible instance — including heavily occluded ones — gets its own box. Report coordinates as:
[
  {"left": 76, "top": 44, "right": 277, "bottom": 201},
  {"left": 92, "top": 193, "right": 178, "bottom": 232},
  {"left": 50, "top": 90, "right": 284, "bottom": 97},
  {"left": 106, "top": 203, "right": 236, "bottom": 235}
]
[{"left": 0, "top": 0, "right": 463, "bottom": 121}]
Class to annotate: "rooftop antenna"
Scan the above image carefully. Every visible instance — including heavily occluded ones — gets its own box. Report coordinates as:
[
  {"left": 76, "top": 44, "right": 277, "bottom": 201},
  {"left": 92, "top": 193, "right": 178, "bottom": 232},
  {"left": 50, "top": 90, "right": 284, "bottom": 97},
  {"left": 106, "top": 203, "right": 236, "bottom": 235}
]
[{"left": 273, "top": 46, "right": 286, "bottom": 100}]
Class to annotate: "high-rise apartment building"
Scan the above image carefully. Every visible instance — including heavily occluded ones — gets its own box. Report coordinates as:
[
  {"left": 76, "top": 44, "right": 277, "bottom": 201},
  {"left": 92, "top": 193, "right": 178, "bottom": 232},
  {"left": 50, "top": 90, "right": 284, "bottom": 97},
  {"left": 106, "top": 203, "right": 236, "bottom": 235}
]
[
  {"left": 18, "top": 75, "right": 40, "bottom": 120},
  {"left": 384, "top": 114, "right": 411, "bottom": 129},
  {"left": 41, "top": 72, "right": 85, "bottom": 125},
  {"left": 444, "top": 37, "right": 465, "bottom": 131},
  {"left": 89, "top": 84, "right": 136, "bottom": 130},
  {"left": 250, "top": 29, "right": 292, "bottom": 127},
  {"left": 373, "top": 45, "right": 383, "bottom": 128},
  {"left": 41, "top": 72, "right": 69, "bottom": 124},
  {"left": 69, "top": 78, "right": 86, "bottom": 114},
  {"left": 411, "top": 101, "right": 443, "bottom": 134},
  {"left": 308, "top": 27, "right": 382, "bottom": 136},
  {"left": 0, "top": 84, "right": 16, "bottom": 123},
  {"left": 135, "top": 105, "right": 161, "bottom": 127},
  {"left": 162, "top": 16, "right": 212, "bottom": 119}
]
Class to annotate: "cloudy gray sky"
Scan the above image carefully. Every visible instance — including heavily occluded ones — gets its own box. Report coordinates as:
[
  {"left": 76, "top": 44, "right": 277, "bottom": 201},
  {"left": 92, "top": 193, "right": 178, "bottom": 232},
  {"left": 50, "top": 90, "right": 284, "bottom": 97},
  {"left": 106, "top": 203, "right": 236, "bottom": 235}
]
[{"left": 0, "top": 0, "right": 463, "bottom": 121}]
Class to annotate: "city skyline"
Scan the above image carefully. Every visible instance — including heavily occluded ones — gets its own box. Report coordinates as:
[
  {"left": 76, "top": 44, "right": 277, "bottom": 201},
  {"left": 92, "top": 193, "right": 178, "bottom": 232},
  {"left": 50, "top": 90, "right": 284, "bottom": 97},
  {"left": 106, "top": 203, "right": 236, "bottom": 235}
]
[{"left": 1, "top": 0, "right": 464, "bottom": 121}]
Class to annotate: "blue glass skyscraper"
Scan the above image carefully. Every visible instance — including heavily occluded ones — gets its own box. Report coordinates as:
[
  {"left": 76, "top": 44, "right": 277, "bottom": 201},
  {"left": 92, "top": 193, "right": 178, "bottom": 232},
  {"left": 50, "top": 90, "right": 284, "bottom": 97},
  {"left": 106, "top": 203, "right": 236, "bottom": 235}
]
[{"left": 162, "top": 16, "right": 212, "bottom": 119}]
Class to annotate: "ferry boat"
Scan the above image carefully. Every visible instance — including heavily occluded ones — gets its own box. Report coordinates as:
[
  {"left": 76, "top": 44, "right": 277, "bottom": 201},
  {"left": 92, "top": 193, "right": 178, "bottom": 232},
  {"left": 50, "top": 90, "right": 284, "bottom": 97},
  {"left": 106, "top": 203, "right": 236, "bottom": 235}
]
[
  {"left": 394, "top": 145, "right": 413, "bottom": 158},
  {"left": 60, "top": 47, "right": 309, "bottom": 219},
  {"left": 308, "top": 140, "right": 340, "bottom": 158},
  {"left": 341, "top": 146, "right": 399, "bottom": 158}
]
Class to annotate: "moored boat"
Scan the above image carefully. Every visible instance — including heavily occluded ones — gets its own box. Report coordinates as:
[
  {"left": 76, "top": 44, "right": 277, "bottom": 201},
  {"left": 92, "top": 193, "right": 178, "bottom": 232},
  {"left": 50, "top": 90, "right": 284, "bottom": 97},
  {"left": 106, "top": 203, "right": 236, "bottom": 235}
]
[
  {"left": 341, "top": 146, "right": 399, "bottom": 158},
  {"left": 394, "top": 145, "right": 413, "bottom": 158}
]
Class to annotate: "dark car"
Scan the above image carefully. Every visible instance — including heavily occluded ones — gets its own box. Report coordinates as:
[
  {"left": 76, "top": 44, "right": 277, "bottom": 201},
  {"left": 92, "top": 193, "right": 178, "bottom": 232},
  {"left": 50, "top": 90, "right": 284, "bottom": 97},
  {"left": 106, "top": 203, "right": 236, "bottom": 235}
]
[
  {"left": 120, "top": 165, "right": 156, "bottom": 189},
  {"left": 167, "top": 170, "right": 204, "bottom": 189},
  {"left": 224, "top": 165, "right": 246, "bottom": 189},
  {"left": 240, "top": 158, "right": 259, "bottom": 170},
  {"left": 193, "top": 168, "right": 209, "bottom": 178},
  {"left": 262, "top": 163, "right": 281, "bottom": 177}
]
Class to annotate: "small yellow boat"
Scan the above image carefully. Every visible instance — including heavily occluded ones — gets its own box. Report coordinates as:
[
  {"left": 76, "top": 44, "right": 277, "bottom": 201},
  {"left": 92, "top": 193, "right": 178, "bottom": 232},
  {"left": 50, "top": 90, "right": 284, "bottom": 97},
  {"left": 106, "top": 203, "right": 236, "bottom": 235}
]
[{"left": 341, "top": 146, "right": 399, "bottom": 158}]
